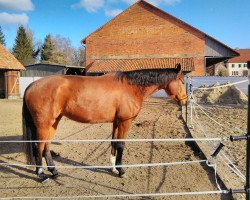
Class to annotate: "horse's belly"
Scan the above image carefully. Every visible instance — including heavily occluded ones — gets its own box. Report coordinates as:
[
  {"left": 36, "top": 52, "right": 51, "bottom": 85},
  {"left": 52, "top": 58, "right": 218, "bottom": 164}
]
[{"left": 64, "top": 105, "right": 116, "bottom": 124}]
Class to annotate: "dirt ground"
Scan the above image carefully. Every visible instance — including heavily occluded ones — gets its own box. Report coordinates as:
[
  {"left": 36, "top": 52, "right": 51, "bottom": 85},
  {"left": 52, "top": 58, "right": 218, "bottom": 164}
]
[
  {"left": 190, "top": 83, "right": 248, "bottom": 200},
  {"left": 186, "top": 102, "right": 247, "bottom": 200},
  {"left": 0, "top": 98, "right": 233, "bottom": 200}
]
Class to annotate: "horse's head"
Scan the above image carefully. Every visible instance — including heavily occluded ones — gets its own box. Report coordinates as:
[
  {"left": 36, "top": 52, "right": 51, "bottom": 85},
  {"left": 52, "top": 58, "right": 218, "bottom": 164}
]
[{"left": 164, "top": 64, "right": 187, "bottom": 106}]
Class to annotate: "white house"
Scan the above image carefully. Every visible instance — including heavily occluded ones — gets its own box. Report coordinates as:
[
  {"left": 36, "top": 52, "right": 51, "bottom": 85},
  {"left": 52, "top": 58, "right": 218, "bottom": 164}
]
[{"left": 227, "top": 49, "right": 250, "bottom": 76}]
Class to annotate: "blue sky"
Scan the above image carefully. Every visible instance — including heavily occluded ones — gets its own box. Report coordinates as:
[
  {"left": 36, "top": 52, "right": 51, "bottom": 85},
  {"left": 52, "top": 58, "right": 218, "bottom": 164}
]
[{"left": 0, "top": 0, "right": 250, "bottom": 50}]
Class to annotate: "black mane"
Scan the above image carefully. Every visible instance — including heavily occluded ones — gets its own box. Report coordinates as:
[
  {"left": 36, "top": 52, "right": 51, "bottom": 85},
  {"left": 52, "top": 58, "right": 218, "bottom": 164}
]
[{"left": 115, "top": 68, "right": 179, "bottom": 87}]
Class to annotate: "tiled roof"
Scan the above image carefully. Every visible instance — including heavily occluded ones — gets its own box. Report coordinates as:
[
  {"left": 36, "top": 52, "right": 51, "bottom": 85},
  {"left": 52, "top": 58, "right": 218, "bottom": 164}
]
[
  {"left": 87, "top": 57, "right": 194, "bottom": 73},
  {"left": 228, "top": 49, "right": 250, "bottom": 63},
  {"left": 0, "top": 44, "right": 24, "bottom": 70}
]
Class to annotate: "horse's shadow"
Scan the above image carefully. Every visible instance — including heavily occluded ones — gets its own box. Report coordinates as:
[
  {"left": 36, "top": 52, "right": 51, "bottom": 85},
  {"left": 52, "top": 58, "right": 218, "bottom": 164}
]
[
  {"left": 0, "top": 135, "right": 118, "bottom": 181},
  {"left": 0, "top": 136, "right": 39, "bottom": 182},
  {"left": 53, "top": 154, "right": 118, "bottom": 178},
  {"left": 0, "top": 136, "right": 23, "bottom": 155},
  {"left": 0, "top": 160, "right": 38, "bottom": 182},
  {"left": 0, "top": 136, "right": 135, "bottom": 199}
]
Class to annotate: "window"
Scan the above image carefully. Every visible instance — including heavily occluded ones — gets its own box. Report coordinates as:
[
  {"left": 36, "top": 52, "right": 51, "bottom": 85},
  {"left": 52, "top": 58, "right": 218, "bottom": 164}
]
[
  {"left": 244, "top": 64, "right": 247, "bottom": 68},
  {"left": 239, "top": 64, "right": 242, "bottom": 68},
  {"left": 232, "top": 64, "right": 235, "bottom": 68},
  {"left": 232, "top": 71, "right": 239, "bottom": 76}
]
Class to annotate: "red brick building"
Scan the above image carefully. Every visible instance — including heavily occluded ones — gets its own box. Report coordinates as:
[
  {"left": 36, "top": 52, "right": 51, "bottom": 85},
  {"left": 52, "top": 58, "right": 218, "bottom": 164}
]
[{"left": 82, "top": 0, "right": 239, "bottom": 76}]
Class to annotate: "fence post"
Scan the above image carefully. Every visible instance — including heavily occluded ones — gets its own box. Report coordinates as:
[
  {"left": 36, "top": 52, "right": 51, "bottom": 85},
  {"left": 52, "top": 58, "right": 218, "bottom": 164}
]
[
  {"left": 246, "top": 61, "right": 250, "bottom": 200},
  {"left": 186, "top": 77, "right": 188, "bottom": 124}
]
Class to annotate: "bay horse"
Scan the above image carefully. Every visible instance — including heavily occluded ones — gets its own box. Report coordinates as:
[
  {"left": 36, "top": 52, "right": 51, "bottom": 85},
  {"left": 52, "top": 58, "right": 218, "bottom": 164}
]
[{"left": 22, "top": 64, "right": 187, "bottom": 181}]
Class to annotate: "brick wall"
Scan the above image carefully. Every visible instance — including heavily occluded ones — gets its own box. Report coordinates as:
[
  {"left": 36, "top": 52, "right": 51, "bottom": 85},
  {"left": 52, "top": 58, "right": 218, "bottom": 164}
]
[{"left": 85, "top": 1, "right": 206, "bottom": 76}]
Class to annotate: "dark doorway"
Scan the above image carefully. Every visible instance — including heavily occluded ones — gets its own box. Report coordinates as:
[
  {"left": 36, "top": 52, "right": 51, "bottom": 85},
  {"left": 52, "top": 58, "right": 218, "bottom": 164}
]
[
  {"left": 0, "top": 70, "right": 5, "bottom": 98},
  {"left": 65, "top": 68, "right": 83, "bottom": 75}
]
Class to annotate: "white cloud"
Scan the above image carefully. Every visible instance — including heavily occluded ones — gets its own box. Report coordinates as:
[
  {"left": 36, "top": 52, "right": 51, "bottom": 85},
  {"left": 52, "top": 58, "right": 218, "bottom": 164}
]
[
  {"left": 105, "top": 8, "right": 123, "bottom": 17},
  {"left": 163, "top": 0, "right": 181, "bottom": 5},
  {"left": 0, "top": 12, "right": 29, "bottom": 25},
  {"left": 72, "top": 0, "right": 105, "bottom": 12},
  {"left": 72, "top": 0, "right": 180, "bottom": 14},
  {"left": 121, "top": 0, "right": 136, "bottom": 5},
  {"left": 0, "top": 0, "right": 34, "bottom": 11}
]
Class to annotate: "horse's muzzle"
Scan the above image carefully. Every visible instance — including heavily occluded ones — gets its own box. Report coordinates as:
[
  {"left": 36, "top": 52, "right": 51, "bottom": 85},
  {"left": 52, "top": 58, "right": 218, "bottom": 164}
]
[{"left": 178, "top": 95, "right": 188, "bottom": 106}]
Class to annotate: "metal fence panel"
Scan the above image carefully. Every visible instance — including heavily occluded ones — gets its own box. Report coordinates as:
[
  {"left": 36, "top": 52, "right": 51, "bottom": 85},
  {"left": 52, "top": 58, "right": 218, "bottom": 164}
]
[{"left": 19, "top": 77, "right": 41, "bottom": 98}]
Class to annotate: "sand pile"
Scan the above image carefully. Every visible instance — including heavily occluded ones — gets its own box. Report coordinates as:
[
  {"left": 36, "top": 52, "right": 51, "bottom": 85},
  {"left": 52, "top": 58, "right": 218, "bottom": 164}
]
[{"left": 193, "top": 82, "right": 248, "bottom": 105}]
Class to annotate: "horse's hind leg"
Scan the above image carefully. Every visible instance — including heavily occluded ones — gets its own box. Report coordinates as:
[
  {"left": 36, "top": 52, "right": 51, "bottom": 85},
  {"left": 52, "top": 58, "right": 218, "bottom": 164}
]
[
  {"left": 35, "top": 126, "right": 57, "bottom": 181},
  {"left": 44, "top": 142, "right": 59, "bottom": 178}
]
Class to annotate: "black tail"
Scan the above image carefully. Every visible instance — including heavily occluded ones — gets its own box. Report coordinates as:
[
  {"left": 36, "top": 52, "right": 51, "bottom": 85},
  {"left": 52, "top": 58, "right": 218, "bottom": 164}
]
[{"left": 22, "top": 98, "right": 37, "bottom": 165}]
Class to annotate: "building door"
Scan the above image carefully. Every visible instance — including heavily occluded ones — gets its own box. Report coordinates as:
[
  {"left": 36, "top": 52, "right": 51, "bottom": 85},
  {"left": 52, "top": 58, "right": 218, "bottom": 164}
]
[{"left": 0, "top": 70, "right": 5, "bottom": 98}]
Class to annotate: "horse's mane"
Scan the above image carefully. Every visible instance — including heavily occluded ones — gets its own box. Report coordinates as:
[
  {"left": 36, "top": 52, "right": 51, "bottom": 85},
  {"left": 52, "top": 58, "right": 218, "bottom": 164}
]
[{"left": 115, "top": 68, "right": 179, "bottom": 87}]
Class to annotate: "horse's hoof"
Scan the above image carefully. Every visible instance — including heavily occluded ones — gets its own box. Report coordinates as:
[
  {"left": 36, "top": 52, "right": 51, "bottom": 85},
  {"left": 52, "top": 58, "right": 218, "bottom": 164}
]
[
  {"left": 48, "top": 168, "right": 59, "bottom": 176},
  {"left": 41, "top": 177, "right": 50, "bottom": 184},
  {"left": 111, "top": 168, "right": 119, "bottom": 174},
  {"left": 119, "top": 173, "right": 127, "bottom": 178},
  {"left": 38, "top": 175, "right": 50, "bottom": 184},
  {"left": 38, "top": 173, "right": 50, "bottom": 183}
]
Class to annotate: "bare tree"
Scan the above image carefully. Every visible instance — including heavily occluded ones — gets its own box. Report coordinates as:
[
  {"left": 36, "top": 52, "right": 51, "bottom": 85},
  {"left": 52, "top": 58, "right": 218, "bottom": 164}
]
[
  {"left": 72, "top": 46, "right": 85, "bottom": 66},
  {"left": 39, "top": 34, "right": 85, "bottom": 66}
]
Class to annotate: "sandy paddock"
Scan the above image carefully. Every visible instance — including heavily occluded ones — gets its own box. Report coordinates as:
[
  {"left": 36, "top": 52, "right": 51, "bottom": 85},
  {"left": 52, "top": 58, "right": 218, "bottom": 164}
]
[{"left": 0, "top": 98, "right": 234, "bottom": 200}]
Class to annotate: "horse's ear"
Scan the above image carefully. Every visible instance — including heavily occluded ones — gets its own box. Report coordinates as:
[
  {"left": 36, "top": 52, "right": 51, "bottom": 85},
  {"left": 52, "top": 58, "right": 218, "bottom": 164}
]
[{"left": 176, "top": 63, "right": 182, "bottom": 73}]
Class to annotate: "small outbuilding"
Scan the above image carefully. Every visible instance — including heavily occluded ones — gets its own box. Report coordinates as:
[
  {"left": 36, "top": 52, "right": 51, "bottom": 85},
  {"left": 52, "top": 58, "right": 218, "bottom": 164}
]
[
  {"left": 22, "top": 63, "right": 85, "bottom": 77},
  {"left": 20, "top": 63, "right": 85, "bottom": 98},
  {"left": 0, "top": 44, "right": 25, "bottom": 99}
]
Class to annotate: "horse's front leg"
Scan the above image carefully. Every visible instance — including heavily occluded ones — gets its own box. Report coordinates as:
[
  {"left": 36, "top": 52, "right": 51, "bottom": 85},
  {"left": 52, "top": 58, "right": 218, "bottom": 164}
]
[
  {"left": 115, "top": 141, "right": 126, "bottom": 177},
  {"left": 110, "top": 122, "right": 119, "bottom": 174},
  {"left": 115, "top": 119, "right": 133, "bottom": 178}
]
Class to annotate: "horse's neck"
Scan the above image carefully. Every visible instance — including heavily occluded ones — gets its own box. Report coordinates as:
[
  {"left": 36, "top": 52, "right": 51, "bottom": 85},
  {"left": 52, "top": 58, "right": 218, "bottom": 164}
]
[{"left": 140, "top": 85, "right": 161, "bottom": 100}]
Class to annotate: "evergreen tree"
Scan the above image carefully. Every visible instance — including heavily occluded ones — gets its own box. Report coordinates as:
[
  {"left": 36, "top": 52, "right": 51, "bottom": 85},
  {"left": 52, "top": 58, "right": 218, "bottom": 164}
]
[
  {"left": 0, "top": 26, "right": 6, "bottom": 46},
  {"left": 41, "top": 34, "right": 53, "bottom": 62},
  {"left": 12, "top": 26, "right": 34, "bottom": 65}
]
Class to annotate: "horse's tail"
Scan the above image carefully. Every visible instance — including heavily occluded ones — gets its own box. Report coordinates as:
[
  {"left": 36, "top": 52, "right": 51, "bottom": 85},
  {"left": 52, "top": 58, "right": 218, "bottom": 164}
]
[{"left": 22, "top": 97, "right": 37, "bottom": 165}]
